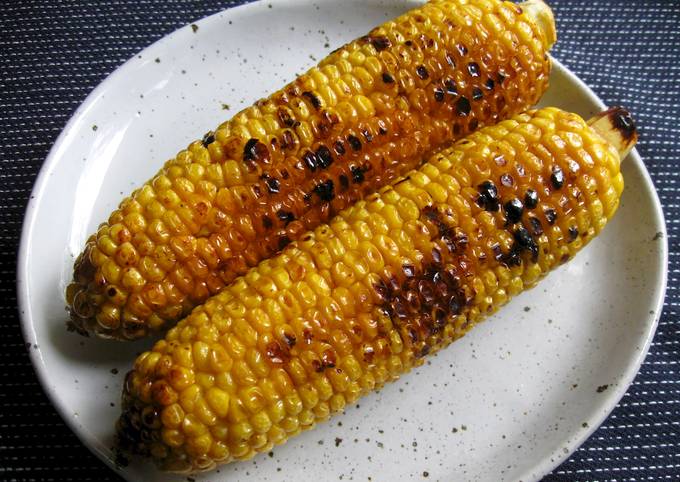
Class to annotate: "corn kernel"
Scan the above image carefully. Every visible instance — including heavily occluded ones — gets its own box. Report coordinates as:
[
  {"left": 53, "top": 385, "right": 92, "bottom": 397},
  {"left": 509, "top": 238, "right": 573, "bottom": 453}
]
[{"left": 205, "top": 388, "right": 230, "bottom": 418}]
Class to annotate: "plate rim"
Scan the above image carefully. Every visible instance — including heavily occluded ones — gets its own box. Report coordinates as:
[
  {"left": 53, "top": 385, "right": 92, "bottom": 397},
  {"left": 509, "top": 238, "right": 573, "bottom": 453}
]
[{"left": 16, "top": 0, "right": 669, "bottom": 480}]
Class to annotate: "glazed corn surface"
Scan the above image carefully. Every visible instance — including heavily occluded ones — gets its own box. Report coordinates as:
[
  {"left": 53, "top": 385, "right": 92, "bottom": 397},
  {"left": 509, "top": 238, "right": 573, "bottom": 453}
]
[
  {"left": 67, "top": 0, "right": 554, "bottom": 339},
  {"left": 118, "top": 107, "right": 630, "bottom": 472}
]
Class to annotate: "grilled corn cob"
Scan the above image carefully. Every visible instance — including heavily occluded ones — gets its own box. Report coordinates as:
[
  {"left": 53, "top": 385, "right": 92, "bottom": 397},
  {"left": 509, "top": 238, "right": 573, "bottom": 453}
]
[
  {"left": 117, "top": 106, "right": 637, "bottom": 472},
  {"left": 66, "top": 0, "right": 555, "bottom": 340}
]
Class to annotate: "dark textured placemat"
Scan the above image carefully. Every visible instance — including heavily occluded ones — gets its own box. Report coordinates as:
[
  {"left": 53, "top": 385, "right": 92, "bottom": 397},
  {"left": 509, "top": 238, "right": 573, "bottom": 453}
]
[{"left": 1, "top": 1, "right": 678, "bottom": 480}]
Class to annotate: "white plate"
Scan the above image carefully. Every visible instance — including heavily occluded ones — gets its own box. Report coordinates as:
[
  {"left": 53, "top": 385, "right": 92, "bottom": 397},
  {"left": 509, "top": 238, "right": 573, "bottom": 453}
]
[{"left": 17, "top": 0, "right": 668, "bottom": 481}]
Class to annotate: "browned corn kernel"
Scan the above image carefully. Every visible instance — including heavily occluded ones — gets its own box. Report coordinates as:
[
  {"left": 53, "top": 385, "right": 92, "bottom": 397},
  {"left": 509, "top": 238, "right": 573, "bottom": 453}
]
[
  {"left": 117, "top": 107, "right": 631, "bottom": 472},
  {"left": 66, "top": 0, "right": 555, "bottom": 340}
]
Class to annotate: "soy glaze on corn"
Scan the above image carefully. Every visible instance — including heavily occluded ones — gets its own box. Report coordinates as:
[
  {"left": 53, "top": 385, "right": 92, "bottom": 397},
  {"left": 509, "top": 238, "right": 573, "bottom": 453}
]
[
  {"left": 67, "top": 0, "right": 556, "bottom": 340},
  {"left": 117, "top": 106, "right": 637, "bottom": 472}
]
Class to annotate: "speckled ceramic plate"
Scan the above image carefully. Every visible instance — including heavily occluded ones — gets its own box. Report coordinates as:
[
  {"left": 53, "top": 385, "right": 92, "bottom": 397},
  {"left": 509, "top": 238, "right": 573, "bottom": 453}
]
[{"left": 17, "top": 0, "right": 668, "bottom": 480}]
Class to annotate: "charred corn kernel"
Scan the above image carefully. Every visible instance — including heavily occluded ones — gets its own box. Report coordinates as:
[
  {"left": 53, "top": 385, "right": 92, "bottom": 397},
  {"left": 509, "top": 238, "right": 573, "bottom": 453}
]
[
  {"left": 205, "top": 388, "right": 230, "bottom": 419},
  {"left": 162, "top": 428, "right": 185, "bottom": 448},
  {"left": 194, "top": 398, "right": 217, "bottom": 427},
  {"left": 280, "top": 416, "right": 299, "bottom": 434},
  {"left": 118, "top": 107, "right": 634, "bottom": 472},
  {"left": 230, "top": 442, "right": 250, "bottom": 459},
  {"left": 251, "top": 411, "right": 272, "bottom": 434},
  {"left": 68, "top": 0, "right": 555, "bottom": 340}
]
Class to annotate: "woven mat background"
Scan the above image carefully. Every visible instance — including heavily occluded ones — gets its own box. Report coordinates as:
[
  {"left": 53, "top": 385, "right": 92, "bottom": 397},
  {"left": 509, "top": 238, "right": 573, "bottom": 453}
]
[{"left": 1, "top": 1, "right": 678, "bottom": 480}]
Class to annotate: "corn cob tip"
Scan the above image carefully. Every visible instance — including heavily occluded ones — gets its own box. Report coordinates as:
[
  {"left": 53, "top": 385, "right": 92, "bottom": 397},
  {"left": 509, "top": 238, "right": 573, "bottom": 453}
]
[
  {"left": 521, "top": 0, "right": 557, "bottom": 50},
  {"left": 588, "top": 107, "right": 638, "bottom": 159}
]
